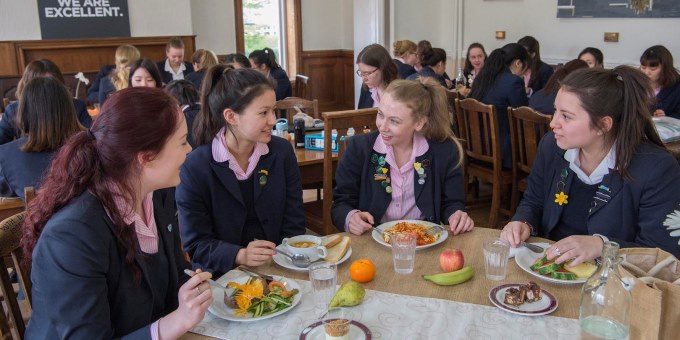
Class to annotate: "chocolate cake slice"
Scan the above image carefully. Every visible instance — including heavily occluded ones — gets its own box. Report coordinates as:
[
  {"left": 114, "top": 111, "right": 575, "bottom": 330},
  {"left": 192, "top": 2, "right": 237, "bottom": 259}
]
[
  {"left": 504, "top": 287, "right": 526, "bottom": 306},
  {"left": 524, "top": 281, "right": 542, "bottom": 303}
]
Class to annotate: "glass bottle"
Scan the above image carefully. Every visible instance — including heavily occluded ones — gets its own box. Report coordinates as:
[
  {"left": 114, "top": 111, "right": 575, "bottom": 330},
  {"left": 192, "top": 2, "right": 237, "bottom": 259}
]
[
  {"left": 579, "top": 241, "right": 631, "bottom": 340},
  {"left": 455, "top": 67, "right": 466, "bottom": 88}
]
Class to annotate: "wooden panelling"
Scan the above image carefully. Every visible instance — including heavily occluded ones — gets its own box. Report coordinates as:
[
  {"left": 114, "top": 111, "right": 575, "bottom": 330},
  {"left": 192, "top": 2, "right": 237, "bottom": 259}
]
[
  {"left": 299, "top": 49, "right": 354, "bottom": 113},
  {"left": 0, "top": 35, "right": 195, "bottom": 77}
]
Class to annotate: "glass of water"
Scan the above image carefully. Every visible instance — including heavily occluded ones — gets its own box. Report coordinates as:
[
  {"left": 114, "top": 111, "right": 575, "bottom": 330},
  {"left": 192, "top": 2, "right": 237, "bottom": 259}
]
[
  {"left": 483, "top": 238, "right": 510, "bottom": 281},
  {"left": 309, "top": 262, "right": 337, "bottom": 309},
  {"left": 392, "top": 232, "right": 416, "bottom": 274}
]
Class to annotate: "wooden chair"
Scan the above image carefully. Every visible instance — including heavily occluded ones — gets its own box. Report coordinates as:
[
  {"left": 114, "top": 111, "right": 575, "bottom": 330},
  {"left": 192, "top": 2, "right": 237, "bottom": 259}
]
[
  {"left": 508, "top": 107, "right": 552, "bottom": 212},
  {"left": 0, "top": 198, "right": 22, "bottom": 225},
  {"left": 301, "top": 108, "right": 378, "bottom": 235},
  {"left": 275, "top": 97, "right": 319, "bottom": 123},
  {"left": 294, "top": 74, "right": 310, "bottom": 100},
  {"left": 458, "top": 98, "right": 513, "bottom": 228},
  {"left": 0, "top": 211, "right": 31, "bottom": 339}
]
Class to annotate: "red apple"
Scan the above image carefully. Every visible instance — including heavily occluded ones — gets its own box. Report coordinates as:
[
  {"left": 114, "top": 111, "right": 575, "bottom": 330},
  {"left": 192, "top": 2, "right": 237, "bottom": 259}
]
[{"left": 440, "top": 248, "right": 464, "bottom": 272}]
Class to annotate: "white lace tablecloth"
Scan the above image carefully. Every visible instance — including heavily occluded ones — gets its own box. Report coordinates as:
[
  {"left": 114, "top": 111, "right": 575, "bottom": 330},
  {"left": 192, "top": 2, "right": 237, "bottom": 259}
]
[{"left": 189, "top": 279, "right": 579, "bottom": 340}]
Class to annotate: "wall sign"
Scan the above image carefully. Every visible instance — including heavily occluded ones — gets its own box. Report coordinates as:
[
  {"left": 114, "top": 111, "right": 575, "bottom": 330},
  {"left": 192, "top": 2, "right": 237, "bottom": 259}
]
[
  {"left": 38, "top": 0, "right": 130, "bottom": 39},
  {"left": 557, "top": 0, "right": 680, "bottom": 18}
]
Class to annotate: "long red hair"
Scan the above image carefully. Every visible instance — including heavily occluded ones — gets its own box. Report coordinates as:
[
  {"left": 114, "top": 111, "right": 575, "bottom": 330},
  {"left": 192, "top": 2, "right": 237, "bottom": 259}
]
[{"left": 22, "top": 87, "right": 180, "bottom": 278}]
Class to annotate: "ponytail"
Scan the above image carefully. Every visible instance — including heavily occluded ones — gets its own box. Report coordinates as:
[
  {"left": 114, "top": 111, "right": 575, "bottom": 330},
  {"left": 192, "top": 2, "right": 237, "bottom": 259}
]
[
  {"left": 560, "top": 66, "right": 664, "bottom": 180},
  {"left": 384, "top": 78, "right": 463, "bottom": 168},
  {"left": 193, "top": 65, "right": 274, "bottom": 145},
  {"left": 470, "top": 43, "right": 529, "bottom": 100},
  {"left": 518, "top": 36, "right": 542, "bottom": 88},
  {"left": 248, "top": 47, "right": 280, "bottom": 70}
]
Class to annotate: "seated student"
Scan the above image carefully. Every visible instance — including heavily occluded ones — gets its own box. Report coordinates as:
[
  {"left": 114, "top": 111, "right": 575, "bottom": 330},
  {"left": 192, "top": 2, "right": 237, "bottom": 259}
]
[
  {"left": 87, "top": 63, "right": 115, "bottom": 104},
  {"left": 225, "top": 53, "right": 252, "bottom": 69},
  {"left": 392, "top": 40, "right": 418, "bottom": 79},
  {"left": 518, "top": 36, "right": 554, "bottom": 96},
  {"left": 165, "top": 79, "right": 200, "bottom": 148},
  {"left": 470, "top": 43, "right": 529, "bottom": 169},
  {"left": 129, "top": 58, "right": 163, "bottom": 89},
  {"left": 502, "top": 66, "right": 680, "bottom": 260},
  {"left": 90, "top": 44, "right": 139, "bottom": 103},
  {"left": 249, "top": 48, "right": 292, "bottom": 101},
  {"left": 98, "top": 44, "right": 141, "bottom": 104},
  {"left": 407, "top": 45, "right": 449, "bottom": 88},
  {"left": 415, "top": 40, "right": 452, "bottom": 87},
  {"left": 0, "top": 77, "right": 82, "bottom": 200},
  {"left": 529, "top": 59, "right": 588, "bottom": 115},
  {"left": 640, "top": 45, "right": 680, "bottom": 119},
  {"left": 0, "top": 60, "right": 91, "bottom": 145},
  {"left": 156, "top": 36, "right": 194, "bottom": 84},
  {"left": 461, "top": 43, "right": 487, "bottom": 95},
  {"left": 356, "top": 44, "right": 398, "bottom": 109},
  {"left": 186, "top": 49, "right": 219, "bottom": 90},
  {"left": 23, "top": 87, "right": 213, "bottom": 339},
  {"left": 332, "top": 78, "right": 473, "bottom": 235},
  {"left": 176, "top": 66, "right": 305, "bottom": 276},
  {"left": 578, "top": 47, "right": 604, "bottom": 69}
]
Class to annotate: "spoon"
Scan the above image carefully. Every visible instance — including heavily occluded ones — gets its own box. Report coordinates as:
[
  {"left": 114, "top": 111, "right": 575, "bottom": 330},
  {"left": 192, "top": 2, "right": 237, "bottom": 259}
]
[{"left": 275, "top": 248, "right": 313, "bottom": 268}]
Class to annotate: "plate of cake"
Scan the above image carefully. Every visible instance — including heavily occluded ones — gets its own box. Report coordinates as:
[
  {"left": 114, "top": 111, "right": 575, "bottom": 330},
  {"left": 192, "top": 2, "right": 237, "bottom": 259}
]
[{"left": 488, "top": 281, "right": 558, "bottom": 316}]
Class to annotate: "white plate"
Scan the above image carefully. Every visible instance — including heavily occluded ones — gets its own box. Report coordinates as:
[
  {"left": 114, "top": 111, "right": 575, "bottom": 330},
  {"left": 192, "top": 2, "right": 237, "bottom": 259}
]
[
  {"left": 488, "top": 283, "right": 558, "bottom": 316},
  {"left": 371, "top": 220, "right": 448, "bottom": 250},
  {"left": 515, "top": 242, "right": 587, "bottom": 285},
  {"left": 208, "top": 270, "right": 302, "bottom": 322},
  {"left": 273, "top": 244, "right": 352, "bottom": 272}
]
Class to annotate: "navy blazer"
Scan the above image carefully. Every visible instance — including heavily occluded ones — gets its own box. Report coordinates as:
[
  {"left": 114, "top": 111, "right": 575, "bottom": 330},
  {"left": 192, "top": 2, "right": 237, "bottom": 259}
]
[
  {"left": 407, "top": 66, "right": 448, "bottom": 88},
  {"left": 476, "top": 71, "right": 529, "bottom": 168},
  {"left": 185, "top": 70, "right": 206, "bottom": 90},
  {"left": 98, "top": 76, "right": 116, "bottom": 105},
  {"left": 176, "top": 136, "right": 305, "bottom": 276},
  {"left": 0, "top": 99, "right": 91, "bottom": 145},
  {"left": 0, "top": 137, "right": 55, "bottom": 199},
  {"left": 528, "top": 89, "right": 557, "bottom": 115},
  {"left": 87, "top": 64, "right": 115, "bottom": 103},
  {"left": 183, "top": 103, "right": 200, "bottom": 148},
  {"left": 269, "top": 67, "right": 292, "bottom": 101},
  {"left": 512, "top": 133, "right": 680, "bottom": 257},
  {"left": 529, "top": 62, "right": 554, "bottom": 93},
  {"left": 27, "top": 188, "right": 188, "bottom": 339},
  {"left": 393, "top": 58, "right": 416, "bottom": 79},
  {"left": 654, "top": 81, "right": 680, "bottom": 119},
  {"left": 357, "top": 87, "right": 374, "bottom": 109},
  {"left": 331, "top": 131, "right": 466, "bottom": 230},
  {"left": 156, "top": 60, "right": 194, "bottom": 85}
]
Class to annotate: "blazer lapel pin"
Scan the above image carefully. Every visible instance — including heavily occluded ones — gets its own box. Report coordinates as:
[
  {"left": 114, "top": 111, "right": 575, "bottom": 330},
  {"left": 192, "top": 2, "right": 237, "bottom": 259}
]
[
  {"left": 258, "top": 169, "right": 269, "bottom": 187},
  {"left": 554, "top": 167, "right": 569, "bottom": 206}
]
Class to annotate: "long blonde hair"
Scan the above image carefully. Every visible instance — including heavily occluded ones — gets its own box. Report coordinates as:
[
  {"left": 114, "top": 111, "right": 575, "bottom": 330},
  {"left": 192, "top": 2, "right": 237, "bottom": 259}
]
[
  {"left": 112, "top": 44, "right": 140, "bottom": 91},
  {"left": 384, "top": 78, "right": 463, "bottom": 167}
]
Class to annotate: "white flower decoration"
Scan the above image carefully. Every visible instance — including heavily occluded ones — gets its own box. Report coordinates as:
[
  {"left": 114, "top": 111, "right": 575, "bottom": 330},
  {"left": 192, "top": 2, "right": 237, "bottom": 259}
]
[
  {"left": 75, "top": 72, "right": 90, "bottom": 85},
  {"left": 663, "top": 209, "right": 680, "bottom": 246}
]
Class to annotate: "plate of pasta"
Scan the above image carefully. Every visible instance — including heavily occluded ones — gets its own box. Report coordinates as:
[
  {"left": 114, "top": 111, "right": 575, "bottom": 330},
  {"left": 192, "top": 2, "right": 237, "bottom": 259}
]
[{"left": 371, "top": 220, "right": 448, "bottom": 250}]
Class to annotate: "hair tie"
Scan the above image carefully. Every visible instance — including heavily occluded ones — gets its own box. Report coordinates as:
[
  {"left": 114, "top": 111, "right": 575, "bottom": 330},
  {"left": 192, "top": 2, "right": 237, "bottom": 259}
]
[{"left": 86, "top": 129, "right": 96, "bottom": 140}]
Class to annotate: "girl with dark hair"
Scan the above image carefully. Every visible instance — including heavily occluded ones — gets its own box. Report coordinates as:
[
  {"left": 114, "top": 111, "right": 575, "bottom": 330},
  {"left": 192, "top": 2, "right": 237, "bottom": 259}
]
[
  {"left": 23, "top": 87, "right": 213, "bottom": 338},
  {"left": 356, "top": 44, "right": 399, "bottom": 109},
  {"left": 502, "top": 66, "right": 680, "bottom": 261},
  {"left": 463, "top": 43, "right": 487, "bottom": 91},
  {"left": 0, "top": 77, "right": 82, "bottom": 200},
  {"left": 333, "top": 77, "right": 472, "bottom": 235},
  {"left": 165, "top": 79, "right": 200, "bottom": 147},
  {"left": 578, "top": 47, "right": 604, "bottom": 69},
  {"left": 406, "top": 45, "right": 449, "bottom": 88},
  {"left": 129, "top": 58, "right": 164, "bottom": 88},
  {"left": 518, "top": 36, "right": 554, "bottom": 95},
  {"left": 176, "top": 65, "right": 305, "bottom": 275},
  {"left": 640, "top": 45, "right": 680, "bottom": 118},
  {"left": 529, "top": 59, "right": 588, "bottom": 115},
  {"left": 392, "top": 40, "right": 418, "bottom": 79},
  {"left": 470, "top": 43, "right": 530, "bottom": 168},
  {"left": 0, "top": 59, "right": 91, "bottom": 145},
  {"left": 249, "top": 47, "right": 292, "bottom": 100},
  {"left": 225, "top": 53, "right": 252, "bottom": 69}
]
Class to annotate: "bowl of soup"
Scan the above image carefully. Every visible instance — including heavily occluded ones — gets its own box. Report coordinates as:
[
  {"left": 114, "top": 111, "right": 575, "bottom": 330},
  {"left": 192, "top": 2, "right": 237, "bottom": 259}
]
[{"left": 282, "top": 235, "right": 327, "bottom": 261}]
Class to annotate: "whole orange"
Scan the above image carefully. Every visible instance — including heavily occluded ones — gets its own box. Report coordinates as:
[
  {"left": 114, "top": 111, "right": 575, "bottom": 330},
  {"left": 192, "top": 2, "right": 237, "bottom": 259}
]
[{"left": 349, "top": 258, "right": 376, "bottom": 283}]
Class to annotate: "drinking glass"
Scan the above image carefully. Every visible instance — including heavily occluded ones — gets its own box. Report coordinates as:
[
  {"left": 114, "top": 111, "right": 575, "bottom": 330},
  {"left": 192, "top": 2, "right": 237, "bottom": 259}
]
[
  {"left": 483, "top": 238, "right": 510, "bottom": 280},
  {"left": 392, "top": 232, "right": 416, "bottom": 274},
  {"left": 309, "top": 262, "right": 337, "bottom": 310}
]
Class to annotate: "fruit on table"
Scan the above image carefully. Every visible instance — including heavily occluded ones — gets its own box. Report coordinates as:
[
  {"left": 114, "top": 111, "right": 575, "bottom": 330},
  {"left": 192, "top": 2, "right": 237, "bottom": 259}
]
[
  {"left": 439, "top": 248, "right": 464, "bottom": 272},
  {"left": 329, "top": 281, "right": 366, "bottom": 308},
  {"left": 349, "top": 258, "right": 376, "bottom": 283},
  {"left": 422, "top": 266, "right": 474, "bottom": 286}
]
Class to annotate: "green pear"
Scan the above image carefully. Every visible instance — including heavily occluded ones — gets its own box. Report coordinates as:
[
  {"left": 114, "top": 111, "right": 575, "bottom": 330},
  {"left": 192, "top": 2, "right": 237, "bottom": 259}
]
[{"left": 329, "top": 281, "right": 365, "bottom": 308}]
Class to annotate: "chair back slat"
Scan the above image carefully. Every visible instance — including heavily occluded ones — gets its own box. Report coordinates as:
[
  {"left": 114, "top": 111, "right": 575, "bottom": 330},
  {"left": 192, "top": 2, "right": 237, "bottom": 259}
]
[
  {"left": 294, "top": 74, "right": 310, "bottom": 100},
  {"left": 275, "top": 97, "right": 319, "bottom": 124},
  {"left": 321, "top": 108, "right": 378, "bottom": 234},
  {"left": 508, "top": 106, "right": 552, "bottom": 173},
  {"left": 459, "top": 98, "right": 500, "bottom": 167}
]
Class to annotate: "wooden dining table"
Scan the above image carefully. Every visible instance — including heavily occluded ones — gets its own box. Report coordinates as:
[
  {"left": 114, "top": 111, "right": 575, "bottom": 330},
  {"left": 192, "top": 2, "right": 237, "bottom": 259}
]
[{"left": 181, "top": 227, "right": 584, "bottom": 339}]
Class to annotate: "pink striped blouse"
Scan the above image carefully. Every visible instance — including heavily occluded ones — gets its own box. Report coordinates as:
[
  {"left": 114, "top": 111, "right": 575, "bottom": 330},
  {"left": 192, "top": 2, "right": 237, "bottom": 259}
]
[{"left": 212, "top": 127, "right": 269, "bottom": 179}]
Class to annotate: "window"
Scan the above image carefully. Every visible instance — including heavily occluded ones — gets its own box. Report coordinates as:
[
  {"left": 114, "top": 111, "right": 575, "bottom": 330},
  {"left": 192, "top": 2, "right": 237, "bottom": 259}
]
[{"left": 235, "top": 0, "right": 301, "bottom": 75}]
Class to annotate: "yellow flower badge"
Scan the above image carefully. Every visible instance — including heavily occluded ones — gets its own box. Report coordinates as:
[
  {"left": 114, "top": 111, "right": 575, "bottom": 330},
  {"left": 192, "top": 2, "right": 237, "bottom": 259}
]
[
  {"left": 381, "top": 167, "right": 388, "bottom": 174},
  {"left": 554, "top": 192, "right": 569, "bottom": 206},
  {"left": 414, "top": 162, "right": 422, "bottom": 171}
]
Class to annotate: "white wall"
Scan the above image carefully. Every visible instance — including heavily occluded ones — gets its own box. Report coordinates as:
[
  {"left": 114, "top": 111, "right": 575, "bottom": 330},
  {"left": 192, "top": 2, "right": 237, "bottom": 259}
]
[
  {"left": 302, "top": 0, "right": 353, "bottom": 50},
  {"left": 0, "top": 0, "right": 193, "bottom": 40},
  {"left": 463, "top": 0, "right": 680, "bottom": 67},
  {"left": 191, "top": 0, "right": 236, "bottom": 54}
]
